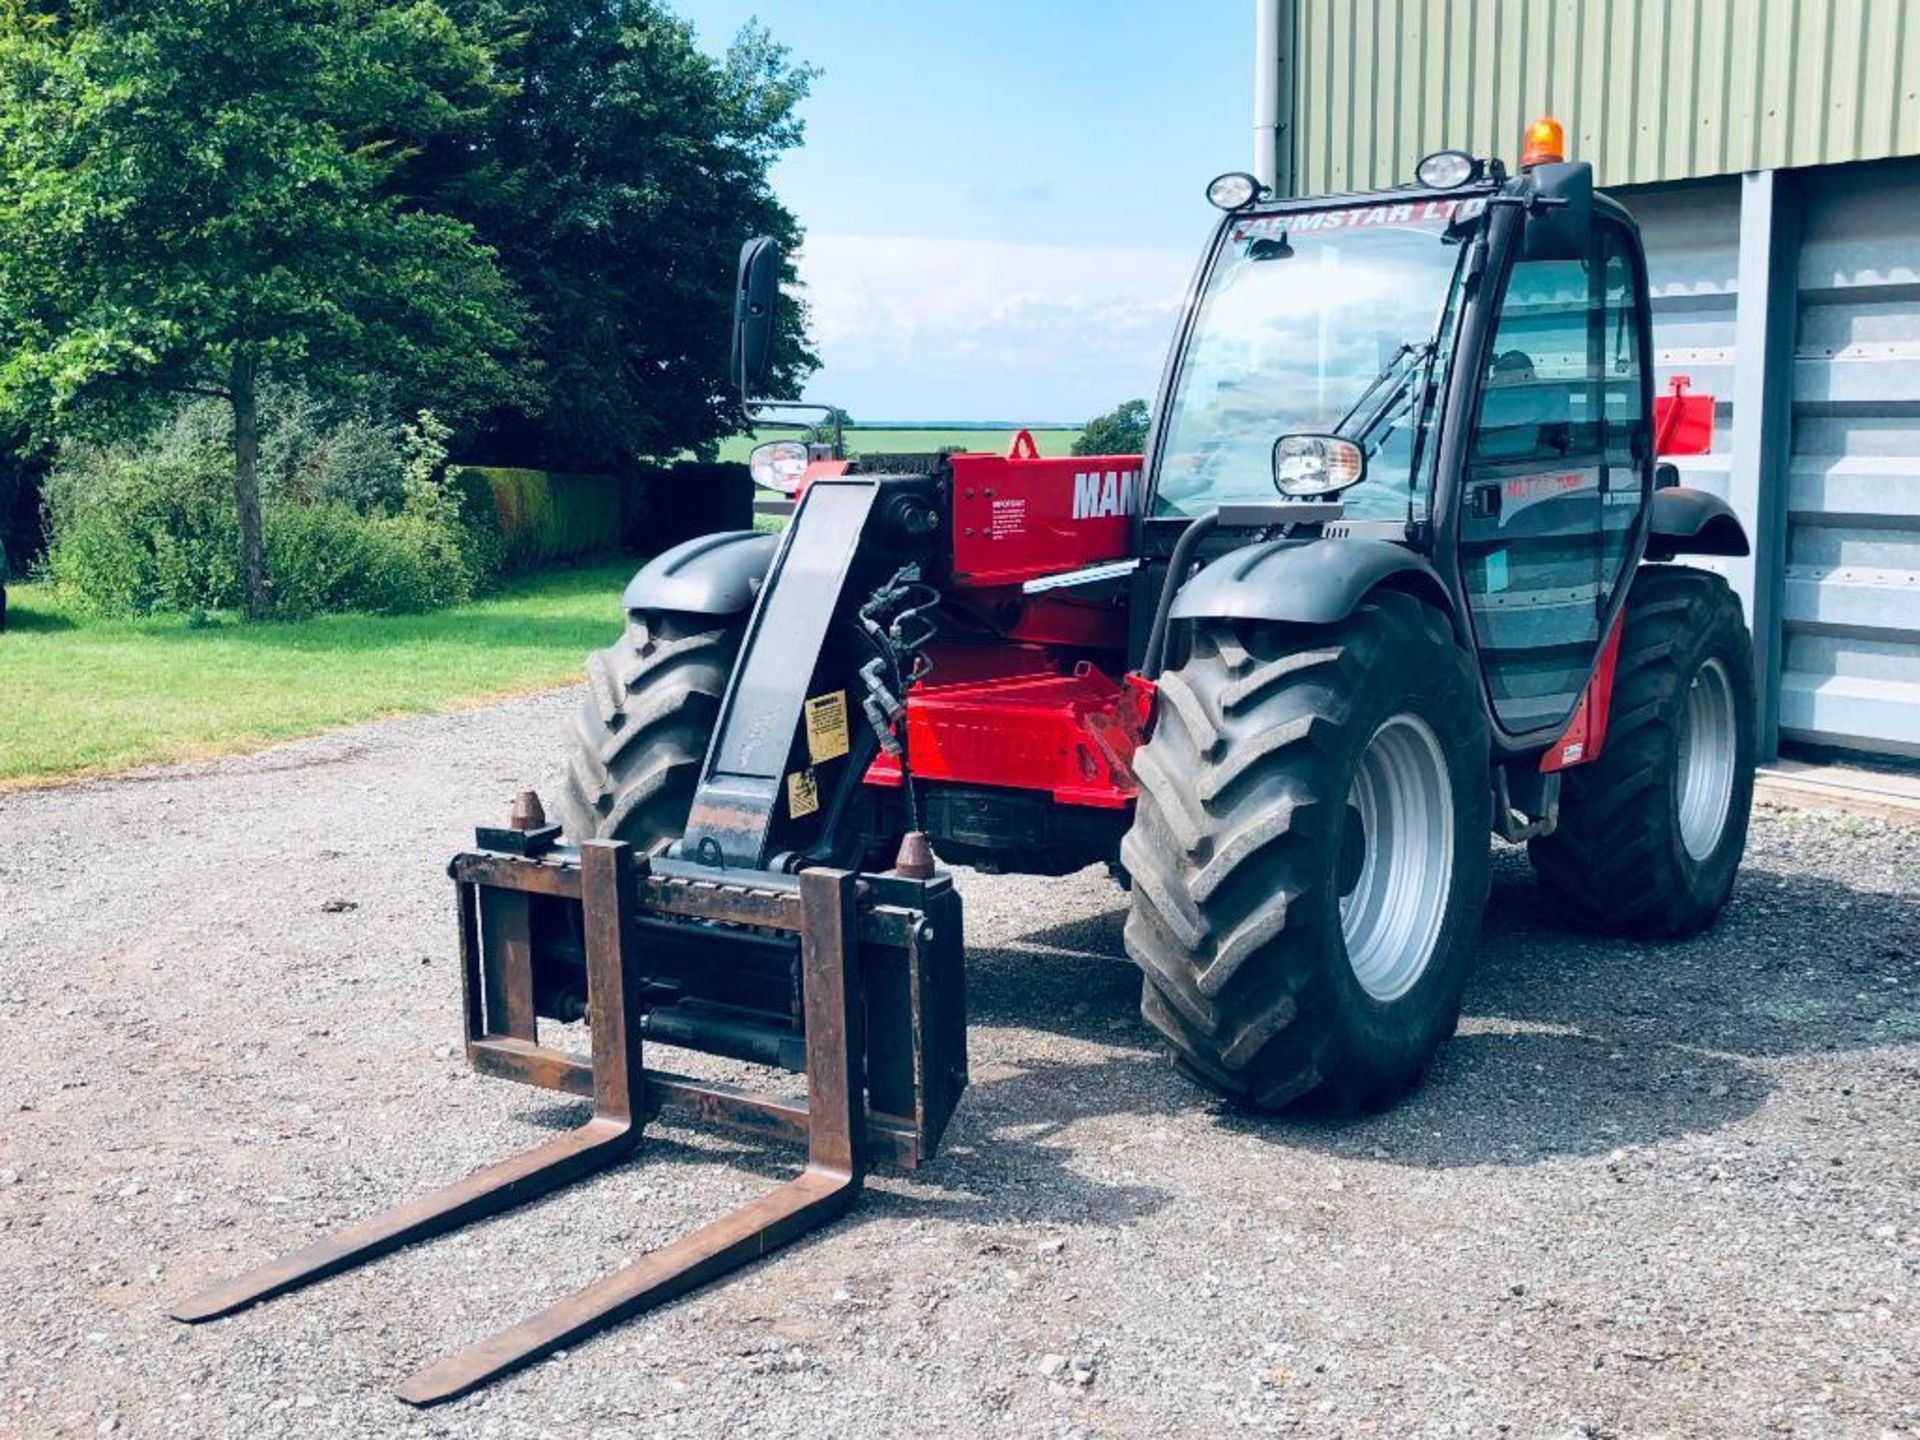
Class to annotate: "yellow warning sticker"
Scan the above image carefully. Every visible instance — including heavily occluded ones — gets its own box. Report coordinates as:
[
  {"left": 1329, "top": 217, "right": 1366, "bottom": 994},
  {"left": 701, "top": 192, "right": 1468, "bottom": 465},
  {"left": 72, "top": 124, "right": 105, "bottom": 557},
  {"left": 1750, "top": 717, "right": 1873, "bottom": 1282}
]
[
  {"left": 803, "top": 690, "right": 851, "bottom": 764},
  {"left": 787, "top": 768, "right": 821, "bottom": 819}
]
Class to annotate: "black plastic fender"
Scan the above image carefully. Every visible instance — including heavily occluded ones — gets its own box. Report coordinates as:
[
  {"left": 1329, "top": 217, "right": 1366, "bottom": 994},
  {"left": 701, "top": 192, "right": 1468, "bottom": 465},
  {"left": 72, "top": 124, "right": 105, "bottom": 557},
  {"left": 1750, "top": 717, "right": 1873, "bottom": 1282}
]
[
  {"left": 1167, "top": 537, "right": 1455, "bottom": 633},
  {"left": 621, "top": 530, "right": 779, "bottom": 616},
  {"left": 1647, "top": 486, "right": 1750, "bottom": 560}
]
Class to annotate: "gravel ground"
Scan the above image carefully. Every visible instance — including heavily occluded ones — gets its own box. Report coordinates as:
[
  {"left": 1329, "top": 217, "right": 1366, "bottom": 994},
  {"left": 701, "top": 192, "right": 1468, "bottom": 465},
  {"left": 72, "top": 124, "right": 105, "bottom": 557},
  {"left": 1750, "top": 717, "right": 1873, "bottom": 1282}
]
[{"left": 2, "top": 691, "right": 1917, "bottom": 1440}]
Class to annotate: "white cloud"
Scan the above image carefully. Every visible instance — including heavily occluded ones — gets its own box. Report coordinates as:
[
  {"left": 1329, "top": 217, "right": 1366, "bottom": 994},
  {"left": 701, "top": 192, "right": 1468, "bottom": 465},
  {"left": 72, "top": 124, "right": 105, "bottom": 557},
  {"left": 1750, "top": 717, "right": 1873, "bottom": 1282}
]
[{"left": 794, "top": 233, "right": 1194, "bottom": 422}]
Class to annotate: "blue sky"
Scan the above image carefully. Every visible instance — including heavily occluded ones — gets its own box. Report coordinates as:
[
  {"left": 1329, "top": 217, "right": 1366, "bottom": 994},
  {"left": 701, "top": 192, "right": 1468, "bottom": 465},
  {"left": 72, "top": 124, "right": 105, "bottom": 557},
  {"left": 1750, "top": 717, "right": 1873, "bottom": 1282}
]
[{"left": 675, "top": 2, "right": 1254, "bottom": 423}]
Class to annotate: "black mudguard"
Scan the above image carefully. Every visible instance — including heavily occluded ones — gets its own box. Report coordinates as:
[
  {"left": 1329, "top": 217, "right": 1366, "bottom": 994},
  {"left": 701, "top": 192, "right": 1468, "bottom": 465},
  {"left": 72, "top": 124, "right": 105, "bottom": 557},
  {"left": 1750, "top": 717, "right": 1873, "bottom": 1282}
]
[
  {"left": 622, "top": 530, "right": 779, "bottom": 616},
  {"left": 1168, "top": 537, "right": 1454, "bottom": 632},
  {"left": 1647, "top": 487, "right": 1750, "bottom": 560}
]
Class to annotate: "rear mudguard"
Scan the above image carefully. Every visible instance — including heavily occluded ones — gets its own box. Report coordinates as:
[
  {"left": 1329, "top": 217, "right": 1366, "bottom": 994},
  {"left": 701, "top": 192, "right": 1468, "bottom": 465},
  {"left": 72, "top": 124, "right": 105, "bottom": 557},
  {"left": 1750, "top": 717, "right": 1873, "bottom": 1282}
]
[
  {"left": 622, "top": 530, "right": 779, "bottom": 616},
  {"left": 1168, "top": 537, "right": 1455, "bottom": 634},
  {"left": 1647, "top": 487, "right": 1749, "bottom": 561}
]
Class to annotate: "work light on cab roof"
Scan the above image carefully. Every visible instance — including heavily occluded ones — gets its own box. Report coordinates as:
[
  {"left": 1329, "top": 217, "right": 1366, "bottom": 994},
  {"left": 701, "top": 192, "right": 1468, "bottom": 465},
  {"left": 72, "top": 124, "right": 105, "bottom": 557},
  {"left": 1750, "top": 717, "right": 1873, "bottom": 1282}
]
[
  {"left": 1414, "top": 149, "right": 1480, "bottom": 189},
  {"left": 1205, "top": 171, "right": 1263, "bottom": 211}
]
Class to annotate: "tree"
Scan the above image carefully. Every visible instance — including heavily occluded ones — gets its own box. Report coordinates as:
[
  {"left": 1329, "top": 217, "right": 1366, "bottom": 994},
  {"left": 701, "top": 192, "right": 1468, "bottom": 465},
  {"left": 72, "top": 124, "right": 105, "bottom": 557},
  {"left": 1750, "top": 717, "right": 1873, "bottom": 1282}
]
[
  {"left": 0, "top": 0, "right": 527, "bottom": 618},
  {"left": 1073, "top": 399, "right": 1151, "bottom": 457},
  {"left": 423, "top": 2, "right": 818, "bottom": 473}
]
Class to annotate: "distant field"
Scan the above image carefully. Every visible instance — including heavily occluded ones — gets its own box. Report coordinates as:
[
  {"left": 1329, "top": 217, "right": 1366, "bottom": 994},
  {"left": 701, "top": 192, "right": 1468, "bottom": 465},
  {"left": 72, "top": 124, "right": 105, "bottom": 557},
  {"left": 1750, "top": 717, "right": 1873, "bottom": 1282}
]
[{"left": 715, "top": 425, "right": 1081, "bottom": 464}]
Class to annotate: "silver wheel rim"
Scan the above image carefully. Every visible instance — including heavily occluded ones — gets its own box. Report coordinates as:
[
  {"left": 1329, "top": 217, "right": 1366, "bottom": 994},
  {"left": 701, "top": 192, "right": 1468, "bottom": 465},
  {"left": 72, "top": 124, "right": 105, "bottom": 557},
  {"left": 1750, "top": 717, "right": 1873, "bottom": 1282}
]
[
  {"left": 1676, "top": 656, "right": 1737, "bottom": 861},
  {"left": 1339, "top": 713, "right": 1455, "bottom": 1003}
]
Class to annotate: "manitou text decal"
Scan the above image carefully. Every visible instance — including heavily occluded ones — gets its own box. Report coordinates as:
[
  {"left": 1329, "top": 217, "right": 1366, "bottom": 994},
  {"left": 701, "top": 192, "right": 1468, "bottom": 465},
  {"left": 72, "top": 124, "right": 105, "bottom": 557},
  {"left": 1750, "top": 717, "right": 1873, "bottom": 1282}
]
[{"left": 1073, "top": 468, "right": 1141, "bottom": 521}]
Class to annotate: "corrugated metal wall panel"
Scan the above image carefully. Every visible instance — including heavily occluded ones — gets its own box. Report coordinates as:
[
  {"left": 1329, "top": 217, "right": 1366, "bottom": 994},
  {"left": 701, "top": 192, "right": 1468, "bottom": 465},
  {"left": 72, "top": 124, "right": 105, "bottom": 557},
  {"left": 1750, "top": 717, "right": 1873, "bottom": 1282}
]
[
  {"left": 1621, "top": 179, "right": 1741, "bottom": 506},
  {"left": 1783, "top": 160, "right": 1920, "bottom": 757},
  {"left": 1287, "top": 0, "right": 1920, "bottom": 195}
]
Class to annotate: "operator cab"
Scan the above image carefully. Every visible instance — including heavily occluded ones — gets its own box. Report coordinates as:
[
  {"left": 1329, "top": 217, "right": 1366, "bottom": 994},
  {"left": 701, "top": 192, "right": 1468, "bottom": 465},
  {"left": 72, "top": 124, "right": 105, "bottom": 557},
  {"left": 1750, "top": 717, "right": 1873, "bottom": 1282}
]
[{"left": 1137, "top": 118, "right": 1674, "bottom": 750}]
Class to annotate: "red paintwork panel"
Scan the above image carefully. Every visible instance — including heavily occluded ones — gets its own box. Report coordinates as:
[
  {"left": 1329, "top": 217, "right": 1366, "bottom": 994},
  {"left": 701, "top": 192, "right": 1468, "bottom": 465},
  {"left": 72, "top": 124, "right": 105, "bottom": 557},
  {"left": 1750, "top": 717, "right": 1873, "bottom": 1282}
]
[
  {"left": 1653, "top": 376, "right": 1714, "bottom": 457},
  {"left": 1541, "top": 610, "right": 1625, "bottom": 772},
  {"left": 952, "top": 586, "right": 1129, "bottom": 649},
  {"left": 948, "top": 446, "right": 1143, "bottom": 588},
  {"left": 865, "top": 655, "right": 1148, "bottom": 808}
]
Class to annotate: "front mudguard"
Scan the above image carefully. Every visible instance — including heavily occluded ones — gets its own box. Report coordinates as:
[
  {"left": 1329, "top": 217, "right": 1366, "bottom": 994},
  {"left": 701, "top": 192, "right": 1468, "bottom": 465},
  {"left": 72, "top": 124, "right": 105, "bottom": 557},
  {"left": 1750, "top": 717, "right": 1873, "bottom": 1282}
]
[
  {"left": 621, "top": 530, "right": 779, "bottom": 617},
  {"left": 1168, "top": 537, "right": 1456, "bottom": 635},
  {"left": 1646, "top": 487, "right": 1749, "bottom": 561}
]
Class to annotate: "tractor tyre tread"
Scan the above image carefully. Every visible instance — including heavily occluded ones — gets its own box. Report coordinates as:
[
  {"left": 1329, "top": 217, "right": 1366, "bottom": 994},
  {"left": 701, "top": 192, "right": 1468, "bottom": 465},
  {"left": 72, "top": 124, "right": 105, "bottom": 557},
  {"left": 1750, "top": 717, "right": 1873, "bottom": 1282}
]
[
  {"left": 1527, "top": 566, "right": 1755, "bottom": 938},
  {"left": 1123, "top": 592, "right": 1490, "bottom": 1115},
  {"left": 551, "top": 610, "right": 741, "bottom": 854}
]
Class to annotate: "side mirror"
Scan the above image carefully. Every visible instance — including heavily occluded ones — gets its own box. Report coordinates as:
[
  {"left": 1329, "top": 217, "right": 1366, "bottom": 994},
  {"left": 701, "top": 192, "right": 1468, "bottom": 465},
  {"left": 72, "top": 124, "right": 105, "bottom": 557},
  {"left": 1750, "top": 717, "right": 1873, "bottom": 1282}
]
[
  {"left": 730, "top": 236, "right": 781, "bottom": 397},
  {"left": 1522, "top": 161, "right": 1593, "bottom": 261}
]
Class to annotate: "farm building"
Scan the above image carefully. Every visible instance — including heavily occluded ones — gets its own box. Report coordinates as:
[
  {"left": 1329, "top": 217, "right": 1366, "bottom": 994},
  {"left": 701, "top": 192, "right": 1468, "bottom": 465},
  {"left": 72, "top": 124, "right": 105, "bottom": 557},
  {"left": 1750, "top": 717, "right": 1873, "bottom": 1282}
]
[{"left": 1254, "top": 0, "right": 1920, "bottom": 766}]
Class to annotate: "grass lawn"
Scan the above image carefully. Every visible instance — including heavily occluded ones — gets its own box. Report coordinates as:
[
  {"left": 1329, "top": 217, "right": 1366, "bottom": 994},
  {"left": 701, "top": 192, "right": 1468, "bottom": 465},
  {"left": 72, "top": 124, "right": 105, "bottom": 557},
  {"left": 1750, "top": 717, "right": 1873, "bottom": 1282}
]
[
  {"left": 715, "top": 424, "right": 1081, "bottom": 464},
  {"left": 0, "top": 558, "right": 637, "bottom": 787}
]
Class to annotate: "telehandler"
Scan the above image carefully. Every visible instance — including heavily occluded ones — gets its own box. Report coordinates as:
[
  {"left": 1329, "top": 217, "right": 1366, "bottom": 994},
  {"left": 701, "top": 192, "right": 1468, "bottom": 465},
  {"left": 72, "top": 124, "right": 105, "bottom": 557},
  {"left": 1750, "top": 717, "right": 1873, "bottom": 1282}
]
[{"left": 174, "top": 118, "right": 1754, "bottom": 1401}]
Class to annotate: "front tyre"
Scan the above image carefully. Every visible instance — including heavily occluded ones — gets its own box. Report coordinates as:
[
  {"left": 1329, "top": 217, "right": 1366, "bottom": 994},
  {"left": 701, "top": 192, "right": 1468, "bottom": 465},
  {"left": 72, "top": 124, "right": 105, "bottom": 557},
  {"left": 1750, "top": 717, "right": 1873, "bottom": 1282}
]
[
  {"left": 1528, "top": 566, "right": 1755, "bottom": 937},
  {"left": 1122, "top": 593, "right": 1491, "bottom": 1114},
  {"left": 551, "top": 609, "right": 743, "bottom": 853}
]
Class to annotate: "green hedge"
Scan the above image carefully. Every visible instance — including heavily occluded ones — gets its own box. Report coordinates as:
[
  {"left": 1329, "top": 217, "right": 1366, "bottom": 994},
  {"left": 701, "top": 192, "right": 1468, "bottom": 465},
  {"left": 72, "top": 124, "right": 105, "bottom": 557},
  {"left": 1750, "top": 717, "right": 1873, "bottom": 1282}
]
[
  {"left": 453, "top": 466, "right": 624, "bottom": 572},
  {"left": 453, "top": 462, "right": 750, "bottom": 566},
  {"left": 43, "top": 453, "right": 489, "bottom": 619},
  {"left": 626, "top": 461, "right": 753, "bottom": 551}
]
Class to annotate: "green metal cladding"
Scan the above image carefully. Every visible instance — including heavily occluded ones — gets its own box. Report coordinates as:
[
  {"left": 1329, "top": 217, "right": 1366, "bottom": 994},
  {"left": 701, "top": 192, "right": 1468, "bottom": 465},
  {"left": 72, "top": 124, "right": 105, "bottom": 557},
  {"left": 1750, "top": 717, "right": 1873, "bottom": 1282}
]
[{"left": 1283, "top": 0, "right": 1920, "bottom": 194}]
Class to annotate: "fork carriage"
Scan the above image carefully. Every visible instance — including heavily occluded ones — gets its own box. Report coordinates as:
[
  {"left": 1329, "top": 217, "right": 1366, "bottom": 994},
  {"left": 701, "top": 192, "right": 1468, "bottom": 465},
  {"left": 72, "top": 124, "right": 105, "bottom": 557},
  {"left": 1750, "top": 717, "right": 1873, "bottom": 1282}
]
[{"left": 175, "top": 813, "right": 965, "bottom": 1405}]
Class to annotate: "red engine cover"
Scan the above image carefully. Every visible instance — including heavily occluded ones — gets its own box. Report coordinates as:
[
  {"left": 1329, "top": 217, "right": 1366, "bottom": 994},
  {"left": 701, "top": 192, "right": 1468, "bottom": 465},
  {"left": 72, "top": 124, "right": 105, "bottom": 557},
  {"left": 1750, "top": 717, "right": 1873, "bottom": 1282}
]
[
  {"left": 866, "top": 652, "right": 1150, "bottom": 809},
  {"left": 948, "top": 432, "right": 1143, "bottom": 588}
]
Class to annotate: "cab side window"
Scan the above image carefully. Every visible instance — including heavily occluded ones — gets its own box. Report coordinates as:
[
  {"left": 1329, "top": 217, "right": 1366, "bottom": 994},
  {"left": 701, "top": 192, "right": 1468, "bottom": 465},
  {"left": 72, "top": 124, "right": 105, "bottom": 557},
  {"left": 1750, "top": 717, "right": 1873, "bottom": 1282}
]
[
  {"left": 1457, "top": 217, "right": 1651, "bottom": 736},
  {"left": 1472, "top": 257, "right": 1601, "bottom": 463},
  {"left": 1458, "top": 237, "right": 1608, "bottom": 734}
]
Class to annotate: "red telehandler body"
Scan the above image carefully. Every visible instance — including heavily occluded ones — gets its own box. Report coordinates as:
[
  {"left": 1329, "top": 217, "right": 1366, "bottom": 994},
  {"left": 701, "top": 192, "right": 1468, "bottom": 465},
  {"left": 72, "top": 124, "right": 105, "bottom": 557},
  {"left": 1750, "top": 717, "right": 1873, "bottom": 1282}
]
[{"left": 173, "top": 122, "right": 1754, "bottom": 1403}]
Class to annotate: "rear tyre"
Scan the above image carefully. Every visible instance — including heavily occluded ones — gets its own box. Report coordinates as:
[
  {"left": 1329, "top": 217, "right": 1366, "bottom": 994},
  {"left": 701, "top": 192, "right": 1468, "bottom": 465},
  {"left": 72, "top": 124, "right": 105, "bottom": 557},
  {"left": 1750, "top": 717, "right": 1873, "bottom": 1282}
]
[
  {"left": 1528, "top": 566, "right": 1755, "bottom": 937},
  {"left": 1122, "top": 592, "right": 1491, "bottom": 1114},
  {"left": 551, "top": 609, "right": 743, "bottom": 853}
]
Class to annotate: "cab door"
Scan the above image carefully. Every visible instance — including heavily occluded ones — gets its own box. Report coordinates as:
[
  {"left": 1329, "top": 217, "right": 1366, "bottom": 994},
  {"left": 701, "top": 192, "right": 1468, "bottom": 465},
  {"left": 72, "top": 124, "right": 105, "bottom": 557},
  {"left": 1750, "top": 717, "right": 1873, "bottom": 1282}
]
[{"left": 1454, "top": 218, "right": 1648, "bottom": 737}]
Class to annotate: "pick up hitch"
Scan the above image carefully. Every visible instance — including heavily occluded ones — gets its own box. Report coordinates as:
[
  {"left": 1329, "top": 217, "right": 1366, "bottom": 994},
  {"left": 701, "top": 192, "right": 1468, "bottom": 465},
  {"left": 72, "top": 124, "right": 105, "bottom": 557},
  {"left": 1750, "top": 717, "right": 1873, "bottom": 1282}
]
[{"left": 172, "top": 798, "right": 967, "bottom": 1405}]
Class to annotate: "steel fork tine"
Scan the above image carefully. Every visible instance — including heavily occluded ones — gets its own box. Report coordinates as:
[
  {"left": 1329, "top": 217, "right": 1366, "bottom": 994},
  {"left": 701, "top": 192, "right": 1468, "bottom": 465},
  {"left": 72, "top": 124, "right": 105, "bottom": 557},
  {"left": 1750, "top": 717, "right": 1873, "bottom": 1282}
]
[
  {"left": 394, "top": 868, "right": 866, "bottom": 1407},
  {"left": 172, "top": 842, "right": 646, "bottom": 1325},
  {"left": 169, "top": 1121, "right": 639, "bottom": 1322},
  {"left": 396, "top": 1167, "right": 856, "bottom": 1404}
]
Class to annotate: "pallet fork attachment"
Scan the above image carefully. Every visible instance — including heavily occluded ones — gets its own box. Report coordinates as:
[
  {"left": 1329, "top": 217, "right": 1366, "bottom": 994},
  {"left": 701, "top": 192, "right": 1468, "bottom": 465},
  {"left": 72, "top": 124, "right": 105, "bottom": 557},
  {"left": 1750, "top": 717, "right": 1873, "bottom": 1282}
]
[{"left": 173, "top": 808, "right": 966, "bottom": 1405}]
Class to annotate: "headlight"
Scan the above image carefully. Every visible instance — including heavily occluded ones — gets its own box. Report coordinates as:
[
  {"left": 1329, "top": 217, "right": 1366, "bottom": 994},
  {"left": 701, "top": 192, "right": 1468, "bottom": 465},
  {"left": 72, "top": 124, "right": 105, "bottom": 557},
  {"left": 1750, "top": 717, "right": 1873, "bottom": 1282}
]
[
  {"left": 1206, "top": 172, "right": 1262, "bottom": 211},
  {"left": 1273, "top": 434, "right": 1366, "bottom": 497},
  {"left": 748, "top": 439, "right": 808, "bottom": 495},
  {"left": 1415, "top": 149, "right": 1480, "bottom": 190}
]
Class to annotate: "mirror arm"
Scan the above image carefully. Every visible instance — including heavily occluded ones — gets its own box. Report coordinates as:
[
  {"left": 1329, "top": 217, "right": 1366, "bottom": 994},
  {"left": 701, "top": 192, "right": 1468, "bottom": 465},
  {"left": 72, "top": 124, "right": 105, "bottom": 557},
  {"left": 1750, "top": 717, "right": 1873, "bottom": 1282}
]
[{"left": 1484, "top": 192, "right": 1566, "bottom": 217}]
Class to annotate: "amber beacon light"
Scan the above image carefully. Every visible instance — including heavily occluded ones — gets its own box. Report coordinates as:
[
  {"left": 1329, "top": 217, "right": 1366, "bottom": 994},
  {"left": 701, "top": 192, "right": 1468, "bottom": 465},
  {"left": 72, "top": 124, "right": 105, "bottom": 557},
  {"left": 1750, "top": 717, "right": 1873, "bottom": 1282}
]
[{"left": 1521, "top": 114, "right": 1566, "bottom": 168}]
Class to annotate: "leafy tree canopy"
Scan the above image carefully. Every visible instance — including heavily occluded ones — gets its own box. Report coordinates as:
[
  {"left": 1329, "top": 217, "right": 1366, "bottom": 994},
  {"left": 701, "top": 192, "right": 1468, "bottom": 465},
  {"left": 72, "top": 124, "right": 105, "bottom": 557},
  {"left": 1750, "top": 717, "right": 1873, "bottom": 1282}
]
[
  {"left": 0, "top": 0, "right": 529, "bottom": 615},
  {"left": 426, "top": 0, "right": 818, "bottom": 472},
  {"left": 0, "top": 0, "right": 528, "bottom": 431},
  {"left": 1073, "top": 399, "right": 1150, "bottom": 457}
]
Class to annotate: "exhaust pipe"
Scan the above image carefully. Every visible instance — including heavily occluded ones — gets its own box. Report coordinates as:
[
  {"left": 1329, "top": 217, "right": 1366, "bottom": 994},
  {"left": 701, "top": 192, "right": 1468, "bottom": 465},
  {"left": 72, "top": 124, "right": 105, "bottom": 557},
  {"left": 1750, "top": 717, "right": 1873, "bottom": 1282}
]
[{"left": 1253, "top": 0, "right": 1283, "bottom": 194}]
